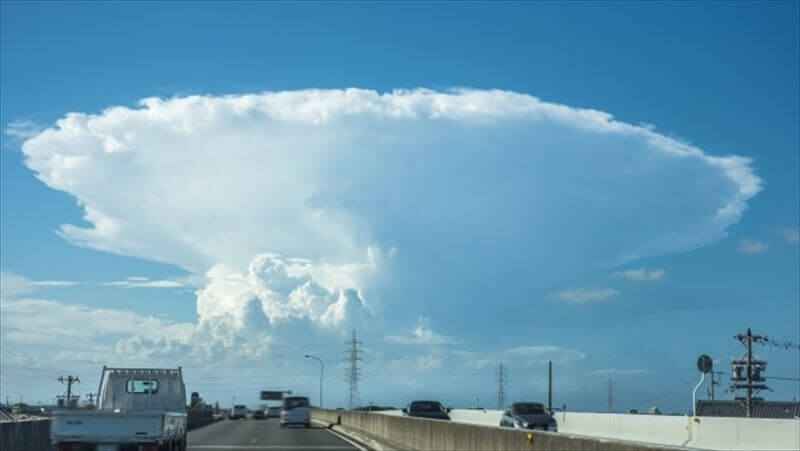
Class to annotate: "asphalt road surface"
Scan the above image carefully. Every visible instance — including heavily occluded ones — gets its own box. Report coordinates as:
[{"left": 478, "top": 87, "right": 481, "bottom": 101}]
[{"left": 187, "top": 417, "right": 360, "bottom": 451}]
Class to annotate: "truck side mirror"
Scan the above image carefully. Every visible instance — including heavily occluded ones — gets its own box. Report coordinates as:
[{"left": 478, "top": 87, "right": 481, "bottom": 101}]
[{"left": 401, "top": 408, "right": 407, "bottom": 414}]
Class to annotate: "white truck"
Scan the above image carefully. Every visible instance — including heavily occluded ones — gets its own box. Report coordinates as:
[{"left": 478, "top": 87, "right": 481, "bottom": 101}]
[{"left": 51, "top": 366, "right": 188, "bottom": 451}]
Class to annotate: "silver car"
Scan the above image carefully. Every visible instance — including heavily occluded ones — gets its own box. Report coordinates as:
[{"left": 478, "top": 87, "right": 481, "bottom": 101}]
[{"left": 280, "top": 396, "right": 310, "bottom": 428}]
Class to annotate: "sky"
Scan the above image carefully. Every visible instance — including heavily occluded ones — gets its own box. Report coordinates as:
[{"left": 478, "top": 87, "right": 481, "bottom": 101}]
[{"left": 1, "top": 2, "right": 798, "bottom": 413}]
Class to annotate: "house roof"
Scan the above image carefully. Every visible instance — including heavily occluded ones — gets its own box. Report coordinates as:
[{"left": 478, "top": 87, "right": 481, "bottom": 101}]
[{"left": 696, "top": 400, "right": 800, "bottom": 418}]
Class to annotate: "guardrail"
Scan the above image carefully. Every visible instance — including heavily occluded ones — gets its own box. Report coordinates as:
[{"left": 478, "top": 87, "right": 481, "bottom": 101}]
[
  {"left": 312, "top": 409, "right": 679, "bottom": 450},
  {"left": 0, "top": 418, "right": 52, "bottom": 451}
]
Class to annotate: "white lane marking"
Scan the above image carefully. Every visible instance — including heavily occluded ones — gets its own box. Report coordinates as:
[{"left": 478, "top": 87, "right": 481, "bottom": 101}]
[
  {"left": 312, "top": 420, "right": 367, "bottom": 451},
  {"left": 188, "top": 447, "right": 354, "bottom": 449}
]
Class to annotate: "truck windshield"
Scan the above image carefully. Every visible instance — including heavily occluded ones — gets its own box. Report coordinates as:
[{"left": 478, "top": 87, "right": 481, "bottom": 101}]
[{"left": 126, "top": 379, "right": 159, "bottom": 394}]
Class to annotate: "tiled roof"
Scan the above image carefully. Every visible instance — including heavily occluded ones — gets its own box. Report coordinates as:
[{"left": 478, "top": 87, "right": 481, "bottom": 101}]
[{"left": 696, "top": 400, "right": 800, "bottom": 418}]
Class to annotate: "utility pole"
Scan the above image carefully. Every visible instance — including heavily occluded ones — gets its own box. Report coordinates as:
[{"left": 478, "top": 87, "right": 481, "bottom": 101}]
[
  {"left": 731, "top": 328, "right": 768, "bottom": 417},
  {"left": 344, "top": 330, "right": 362, "bottom": 409},
  {"left": 58, "top": 375, "right": 80, "bottom": 408},
  {"left": 496, "top": 362, "right": 508, "bottom": 409},
  {"left": 708, "top": 371, "right": 723, "bottom": 401},
  {"left": 548, "top": 361, "right": 553, "bottom": 413},
  {"left": 606, "top": 378, "right": 615, "bottom": 413}
]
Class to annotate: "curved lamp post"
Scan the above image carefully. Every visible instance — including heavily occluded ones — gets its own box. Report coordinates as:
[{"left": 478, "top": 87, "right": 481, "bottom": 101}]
[{"left": 305, "top": 354, "right": 324, "bottom": 408}]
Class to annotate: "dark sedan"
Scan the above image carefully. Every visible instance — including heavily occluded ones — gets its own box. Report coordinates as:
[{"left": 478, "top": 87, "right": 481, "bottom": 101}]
[
  {"left": 500, "top": 402, "right": 557, "bottom": 431},
  {"left": 402, "top": 400, "right": 451, "bottom": 420},
  {"left": 252, "top": 409, "right": 266, "bottom": 420}
]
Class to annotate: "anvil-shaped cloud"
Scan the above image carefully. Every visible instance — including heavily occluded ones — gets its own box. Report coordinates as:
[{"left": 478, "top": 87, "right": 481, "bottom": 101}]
[{"left": 20, "top": 88, "right": 760, "bottom": 344}]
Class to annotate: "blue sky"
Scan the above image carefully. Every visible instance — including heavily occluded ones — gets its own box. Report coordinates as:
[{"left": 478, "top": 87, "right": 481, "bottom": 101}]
[{"left": 1, "top": 2, "right": 798, "bottom": 412}]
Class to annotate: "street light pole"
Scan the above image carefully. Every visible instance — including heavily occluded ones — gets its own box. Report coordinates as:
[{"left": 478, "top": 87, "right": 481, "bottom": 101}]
[{"left": 305, "top": 354, "right": 324, "bottom": 408}]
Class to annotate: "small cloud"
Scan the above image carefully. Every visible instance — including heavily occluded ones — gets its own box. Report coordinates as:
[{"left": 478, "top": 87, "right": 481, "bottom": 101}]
[
  {"left": 4, "top": 120, "right": 44, "bottom": 141},
  {"left": 0, "top": 271, "right": 81, "bottom": 297},
  {"left": 104, "top": 277, "right": 185, "bottom": 289},
  {"left": 612, "top": 267, "right": 665, "bottom": 281},
  {"left": 592, "top": 368, "right": 656, "bottom": 376},
  {"left": 737, "top": 238, "right": 769, "bottom": 255},
  {"left": 386, "top": 316, "right": 458, "bottom": 345},
  {"left": 549, "top": 287, "right": 619, "bottom": 304},
  {"left": 103, "top": 275, "right": 205, "bottom": 289},
  {"left": 504, "top": 345, "right": 586, "bottom": 366},
  {"left": 770, "top": 227, "right": 799, "bottom": 245}
]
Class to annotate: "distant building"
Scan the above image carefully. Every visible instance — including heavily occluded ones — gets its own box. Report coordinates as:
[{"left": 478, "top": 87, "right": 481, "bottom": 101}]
[{"left": 696, "top": 400, "right": 800, "bottom": 419}]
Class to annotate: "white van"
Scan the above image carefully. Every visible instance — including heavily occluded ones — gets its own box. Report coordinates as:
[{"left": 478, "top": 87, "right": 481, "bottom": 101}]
[
  {"left": 280, "top": 396, "right": 310, "bottom": 427},
  {"left": 230, "top": 404, "right": 247, "bottom": 420}
]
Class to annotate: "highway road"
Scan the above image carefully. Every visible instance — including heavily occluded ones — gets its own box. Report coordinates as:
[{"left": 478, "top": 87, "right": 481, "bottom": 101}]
[{"left": 187, "top": 417, "right": 361, "bottom": 451}]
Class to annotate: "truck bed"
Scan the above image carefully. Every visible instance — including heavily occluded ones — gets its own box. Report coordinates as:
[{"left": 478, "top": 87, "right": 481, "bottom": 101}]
[{"left": 51, "top": 409, "right": 186, "bottom": 445}]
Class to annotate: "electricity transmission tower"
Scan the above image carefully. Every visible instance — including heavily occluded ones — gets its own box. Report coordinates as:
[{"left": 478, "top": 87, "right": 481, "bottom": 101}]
[
  {"left": 606, "top": 378, "right": 615, "bottom": 413},
  {"left": 344, "top": 330, "right": 362, "bottom": 409},
  {"left": 496, "top": 362, "right": 508, "bottom": 409}
]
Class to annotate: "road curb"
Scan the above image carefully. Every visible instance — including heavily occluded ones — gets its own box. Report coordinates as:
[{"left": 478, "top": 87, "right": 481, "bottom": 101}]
[{"left": 312, "top": 419, "right": 397, "bottom": 451}]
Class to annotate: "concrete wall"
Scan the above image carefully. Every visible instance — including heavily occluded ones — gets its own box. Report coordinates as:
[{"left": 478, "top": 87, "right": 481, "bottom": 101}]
[
  {"left": 0, "top": 419, "right": 52, "bottom": 451},
  {"left": 555, "top": 412, "right": 690, "bottom": 447},
  {"left": 312, "top": 409, "right": 677, "bottom": 451},
  {"left": 689, "top": 416, "right": 800, "bottom": 451},
  {"left": 448, "top": 409, "right": 504, "bottom": 426},
  {"left": 353, "top": 409, "right": 800, "bottom": 450}
]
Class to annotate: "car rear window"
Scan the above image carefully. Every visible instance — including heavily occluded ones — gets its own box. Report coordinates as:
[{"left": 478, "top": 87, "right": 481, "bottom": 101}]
[
  {"left": 513, "top": 403, "right": 545, "bottom": 415},
  {"left": 126, "top": 379, "right": 159, "bottom": 394},
  {"left": 410, "top": 401, "right": 445, "bottom": 413},
  {"left": 283, "top": 397, "right": 309, "bottom": 409}
]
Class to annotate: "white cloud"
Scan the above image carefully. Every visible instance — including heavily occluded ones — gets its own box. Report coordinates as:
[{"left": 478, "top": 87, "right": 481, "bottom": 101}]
[
  {"left": 592, "top": 368, "right": 656, "bottom": 376},
  {"left": 4, "top": 120, "right": 43, "bottom": 142},
  {"left": 0, "top": 271, "right": 81, "bottom": 297},
  {"left": 771, "top": 227, "right": 800, "bottom": 244},
  {"left": 386, "top": 316, "right": 458, "bottom": 345},
  {"left": 18, "top": 88, "right": 761, "bottom": 345},
  {"left": 104, "top": 276, "right": 189, "bottom": 289},
  {"left": 737, "top": 238, "right": 769, "bottom": 254},
  {"left": 0, "top": 296, "right": 274, "bottom": 363},
  {"left": 550, "top": 287, "right": 620, "bottom": 304},
  {"left": 504, "top": 345, "right": 586, "bottom": 366},
  {"left": 612, "top": 267, "right": 665, "bottom": 281}
]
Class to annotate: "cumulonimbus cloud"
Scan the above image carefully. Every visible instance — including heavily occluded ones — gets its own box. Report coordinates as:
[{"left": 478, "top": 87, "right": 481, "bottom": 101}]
[{"left": 19, "top": 88, "right": 761, "bottom": 342}]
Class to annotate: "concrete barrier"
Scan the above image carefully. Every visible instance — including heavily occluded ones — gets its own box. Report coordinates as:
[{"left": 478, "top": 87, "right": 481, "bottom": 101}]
[
  {"left": 412, "top": 409, "right": 800, "bottom": 450},
  {"left": 0, "top": 419, "right": 52, "bottom": 451},
  {"left": 555, "top": 412, "right": 689, "bottom": 447},
  {"left": 688, "top": 416, "right": 800, "bottom": 451},
  {"left": 449, "top": 409, "right": 504, "bottom": 426},
  {"left": 312, "top": 409, "right": 679, "bottom": 451}
]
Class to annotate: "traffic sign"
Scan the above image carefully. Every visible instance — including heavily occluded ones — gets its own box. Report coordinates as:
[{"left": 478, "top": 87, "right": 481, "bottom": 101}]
[{"left": 697, "top": 354, "right": 713, "bottom": 373}]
